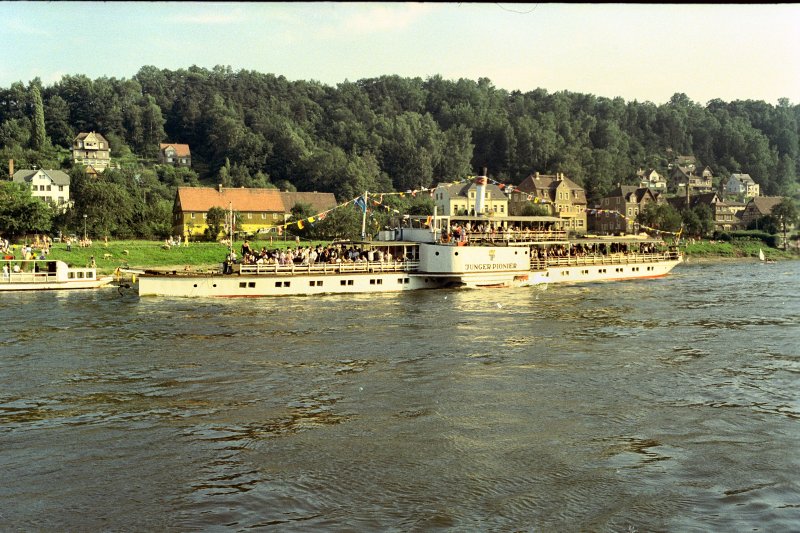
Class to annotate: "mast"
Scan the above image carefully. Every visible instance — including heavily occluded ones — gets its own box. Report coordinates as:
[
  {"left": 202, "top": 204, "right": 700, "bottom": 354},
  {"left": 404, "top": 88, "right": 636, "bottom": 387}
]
[
  {"left": 360, "top": 191, "right": 368, "bottom": 239},
  {"left": 229, "top": 201, "right": 234, "bottom": 257}
]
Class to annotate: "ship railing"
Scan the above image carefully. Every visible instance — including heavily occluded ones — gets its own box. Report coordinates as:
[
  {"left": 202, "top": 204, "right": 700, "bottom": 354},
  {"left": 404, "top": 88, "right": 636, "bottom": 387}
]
[
  {"left": 465, "top": 230, "right": 568, "bottom": 244},
  {"left": 531, "top": 251, "right": 681, "bottom": 269},
  {"left": 3, "top": 271, "right": 59, "bottom": 284},
  {"left": 238, "top": 260, "right": 420, "bottom": 276}
]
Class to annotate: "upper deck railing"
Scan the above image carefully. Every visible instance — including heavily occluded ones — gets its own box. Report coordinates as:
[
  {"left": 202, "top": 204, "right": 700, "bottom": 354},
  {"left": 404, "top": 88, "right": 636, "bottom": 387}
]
[
  {"left": 236, "top": 260, "right": 420, "bottom": 276},
  {"left": 530, "top": 251, "right": 682, "bottom": 270},
  {"left": 447, "top": 229, "right": 569, "bottom": 245}
]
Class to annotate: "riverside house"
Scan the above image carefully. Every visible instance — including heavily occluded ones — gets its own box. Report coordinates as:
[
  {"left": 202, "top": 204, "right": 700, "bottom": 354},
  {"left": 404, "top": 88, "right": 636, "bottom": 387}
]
[
  {"left": 509, "top": 172, "right": 588, "bottom": 234},
  {"left": 433, "top": 180, "right": 509, "bottom": 217},
  {"left": 173, "top": 186, "right": 337, "bottom": 239},
  {"left": 12, "top": 168, "right": 72, "bottom": 212},
  {"left": 589, "top": 185, "right": 662, "bottom": 235}
]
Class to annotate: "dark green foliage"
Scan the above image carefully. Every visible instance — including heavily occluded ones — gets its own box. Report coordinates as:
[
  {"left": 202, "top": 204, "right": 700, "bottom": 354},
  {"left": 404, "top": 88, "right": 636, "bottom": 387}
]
[
  {"left": 0, "top": 181, "right": 53, "bottom": 238},
  {"left": 205, "top": 206, "right": 227, "bottom": 241},
  {"left": 1, "top": 66, "right": 799, "bottom": 239}
]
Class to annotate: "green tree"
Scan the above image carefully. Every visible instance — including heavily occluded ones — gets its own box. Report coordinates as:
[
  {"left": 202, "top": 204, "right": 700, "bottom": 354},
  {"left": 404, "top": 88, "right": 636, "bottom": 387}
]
[
  {"left": 205, "top": 206, "right": 227, "bottom": 241},
  {"left": 637, "top": 203, "right": 682, "bottom": 234},
  {"left": 771, "top": 197, "right": 798, "bottom": 250},
  {"left": 29, "top": 83, "right": 50, "bottom": 151},
  {"left": 43, "top": 94, "right": 74, "bottom": 148},
  {"left": 682, "top": 204, "right": 714, "bottom": 237},
  {"left": 0, "top": 181, "right": 53, "bottom": 239}
]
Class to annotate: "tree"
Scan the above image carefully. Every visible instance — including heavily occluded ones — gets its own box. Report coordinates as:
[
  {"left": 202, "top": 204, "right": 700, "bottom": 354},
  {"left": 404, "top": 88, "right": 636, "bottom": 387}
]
[
  {"left": 771, "top": 197, "right": 798, "bottom": 250},
  {"left": 205, "top": 206, "right": 227, "bottom": 241},
  {"left": 638, "top": 203, "right": 682, "bottom": 234},
  {"left": 29, "top": 83, "right": 50, "bottom": 151},
  {"left": 0, "top": 181, "right": 53, "bottom": 239}
]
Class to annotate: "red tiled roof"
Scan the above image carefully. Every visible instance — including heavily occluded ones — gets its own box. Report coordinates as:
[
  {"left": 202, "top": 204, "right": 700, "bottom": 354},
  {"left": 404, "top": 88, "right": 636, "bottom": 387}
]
[
  {"left": 160, "top": 143, "right": 191, "bottom": 157},
  {"left": 176, "top": 187, "right": 337, "bottom": 214}
]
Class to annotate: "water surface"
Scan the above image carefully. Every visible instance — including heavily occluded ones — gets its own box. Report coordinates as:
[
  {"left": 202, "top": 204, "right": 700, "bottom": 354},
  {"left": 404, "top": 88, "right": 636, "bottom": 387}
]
[{"left": 1, "top": 260, "right": 799, "bottom": 531}]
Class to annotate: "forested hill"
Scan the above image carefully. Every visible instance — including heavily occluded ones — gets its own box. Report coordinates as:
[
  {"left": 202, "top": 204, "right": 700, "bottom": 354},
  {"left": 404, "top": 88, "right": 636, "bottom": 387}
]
[{"left": 2, "top": 65, "right": 798, "bottom": 202}]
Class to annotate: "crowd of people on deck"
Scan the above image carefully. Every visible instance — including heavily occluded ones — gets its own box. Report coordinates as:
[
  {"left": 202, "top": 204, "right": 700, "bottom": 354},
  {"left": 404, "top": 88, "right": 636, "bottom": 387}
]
[
  {"left": 228, "top": 240, "right": 404, "bottom": 270},
  {"left": 442, "top": 222, "right": 563, "bottom": 244}
]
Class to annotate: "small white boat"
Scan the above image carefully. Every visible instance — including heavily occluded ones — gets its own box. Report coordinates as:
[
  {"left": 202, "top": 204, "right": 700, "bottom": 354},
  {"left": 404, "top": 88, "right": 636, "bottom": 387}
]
[
  {"left": 0, "top": 259, "right": 115, "bottom": 291},
  {"left": 758, "top": 248, "right": 776, "bottom": 264}
]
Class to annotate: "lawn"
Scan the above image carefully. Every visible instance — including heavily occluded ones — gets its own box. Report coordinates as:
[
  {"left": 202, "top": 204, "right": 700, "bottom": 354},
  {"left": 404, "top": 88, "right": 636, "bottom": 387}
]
[{"left": 41, "top": 237, "right": 328, "bottom": 274}]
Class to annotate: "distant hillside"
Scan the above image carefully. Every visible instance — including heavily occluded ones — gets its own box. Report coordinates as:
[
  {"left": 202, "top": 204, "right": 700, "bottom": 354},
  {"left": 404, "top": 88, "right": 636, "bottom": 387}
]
[{"left": 1, "top": 65, "right": 798, "bottom": 203}]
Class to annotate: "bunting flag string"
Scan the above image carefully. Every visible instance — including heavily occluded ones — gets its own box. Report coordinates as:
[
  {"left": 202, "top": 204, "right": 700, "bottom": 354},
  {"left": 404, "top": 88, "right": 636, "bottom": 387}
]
[{"left": 240, "top": 173, "right": 683, "bottom": 237}]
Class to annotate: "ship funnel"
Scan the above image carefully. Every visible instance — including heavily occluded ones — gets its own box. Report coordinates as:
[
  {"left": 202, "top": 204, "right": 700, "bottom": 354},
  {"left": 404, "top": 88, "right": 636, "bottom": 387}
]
[{"left": 474, "top": 174, "right": 488, "bottom": 216}]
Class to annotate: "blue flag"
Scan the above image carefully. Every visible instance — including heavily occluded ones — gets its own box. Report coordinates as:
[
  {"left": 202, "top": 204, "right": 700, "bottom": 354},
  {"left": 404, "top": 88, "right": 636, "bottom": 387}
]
[{"left": 354, "top": 196, "right": 367, "bottom": 213}]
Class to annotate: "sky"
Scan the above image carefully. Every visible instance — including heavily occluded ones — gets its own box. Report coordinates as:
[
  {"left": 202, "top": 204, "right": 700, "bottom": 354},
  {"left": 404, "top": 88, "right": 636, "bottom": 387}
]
[{"left": 1, "top": 2, "right": 798, "bottom": 105}]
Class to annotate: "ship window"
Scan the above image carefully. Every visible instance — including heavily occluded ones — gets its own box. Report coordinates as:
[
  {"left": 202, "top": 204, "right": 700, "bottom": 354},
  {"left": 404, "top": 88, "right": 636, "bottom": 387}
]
[
  {"left": 340, "top": 280, "right": 347, "bottom": 286},
  {"left": 581, "top": 269, "right": 589, "bottom": 274},
  {"left": 283, "top": 281, "right": 290, "bottom": 287},
  {"left": 275, "top": 282, "right": 282, "bottom": 287},
  {"left": 348, "top": 280, "right": 353, "bottom": 286},
  {"left": 240, "top": 282, "right": 246, "bottom": 288},
  {"left": 249, "top": 282, "right": 256, "bottom": 288}
]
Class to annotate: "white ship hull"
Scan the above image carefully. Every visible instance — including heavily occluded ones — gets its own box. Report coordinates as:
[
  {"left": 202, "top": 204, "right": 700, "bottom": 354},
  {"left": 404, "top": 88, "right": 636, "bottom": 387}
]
[
  {"left": 1, "top": 260, "right": 114, "bottom": 292},
  {"left": 137, "top": 269, "right": 447, "bottom": 298},
  {"left": 541, "top": 253, "right": 682, "bottom": 284}
]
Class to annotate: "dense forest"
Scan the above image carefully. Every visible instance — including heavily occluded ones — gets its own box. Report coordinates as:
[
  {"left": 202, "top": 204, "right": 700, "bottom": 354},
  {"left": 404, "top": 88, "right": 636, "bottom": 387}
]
[{"left": 1, "top": 65, "right": 798, "bottom": 238}]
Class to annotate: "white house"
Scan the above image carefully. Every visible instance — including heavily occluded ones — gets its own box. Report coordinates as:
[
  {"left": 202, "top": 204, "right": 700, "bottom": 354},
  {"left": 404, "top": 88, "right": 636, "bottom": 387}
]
[
  {"left": 725, "top": 173, "right": 760, "bottom": 197},
  {"left": 12, "top": 168, "right": 72, "bottom": 211}
]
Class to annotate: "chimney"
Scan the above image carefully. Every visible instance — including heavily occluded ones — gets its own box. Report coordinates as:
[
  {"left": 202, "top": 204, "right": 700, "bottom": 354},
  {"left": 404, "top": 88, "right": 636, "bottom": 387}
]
[
  {"left": 8, "top": 159, "right": 13, "bottom": 178},
  {"left": 218, "top": 183, "right": 223, "bottom": 192}
]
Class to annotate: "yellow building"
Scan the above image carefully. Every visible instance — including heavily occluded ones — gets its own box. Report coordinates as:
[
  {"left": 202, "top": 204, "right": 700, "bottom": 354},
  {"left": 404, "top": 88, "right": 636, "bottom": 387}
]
[
  {"left": 509, "top": 172, "right": 588, "bottom": 233},
  {"left": 173, "top": 186, "right": 337, "bottom": 238},
  {"left": 433, "top": 180, "right": 508, "bottom": 216}
]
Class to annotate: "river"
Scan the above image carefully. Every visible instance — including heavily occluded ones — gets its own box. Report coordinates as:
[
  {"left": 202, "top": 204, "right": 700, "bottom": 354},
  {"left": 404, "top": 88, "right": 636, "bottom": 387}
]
[{"left": 1, "top": 259, "right": 798, "bottom": 531}]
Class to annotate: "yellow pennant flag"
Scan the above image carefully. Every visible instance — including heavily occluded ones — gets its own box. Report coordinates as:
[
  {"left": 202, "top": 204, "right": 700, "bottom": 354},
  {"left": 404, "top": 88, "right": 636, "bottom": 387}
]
[
  {"left": 308, "top": 216, "right": 315, "bottom": 224},
  {"left": 297, "top": 220, "right": 304, "bottom": 230}
]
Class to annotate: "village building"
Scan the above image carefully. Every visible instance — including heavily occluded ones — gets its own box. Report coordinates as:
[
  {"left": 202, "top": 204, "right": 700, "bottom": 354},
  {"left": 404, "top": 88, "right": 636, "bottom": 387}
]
[
  {"left": 637, "top": 168, "right": 668, "bottom": 192},
  {"left": 172, "top": 186, "right": 337, "bottom": 239},
  {"left": 433, "top": 181, "right": 508, "bottom": 217},
  {"left": 12, "top": 168, "right": 72, "bottom": 212},
  {"left": 725, "top": 173, "right": 760, "bottom": 198},
  {"left": 509, "top": 172, "right": 587, "bottom": 233},
  {"left": 670, "top": 164, "right": 714, "bottom": 194},
  {"left": 72, "top": 132, "right": 111, "bottom": 173},
  {"left": 668, "top": 191, "right": 741, "bottom": 232},
  {"left": 738, "top": 196, "right": 785, "bottom": 229},
  {"left": 158, "top": 143, "right": 192, "bottom": 167},
  {"left": 589, "top": 185, "right": 662, "bottom": 235}
]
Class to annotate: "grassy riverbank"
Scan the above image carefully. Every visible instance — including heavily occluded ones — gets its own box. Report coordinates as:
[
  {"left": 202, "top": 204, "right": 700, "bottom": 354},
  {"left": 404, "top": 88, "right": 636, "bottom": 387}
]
[
  {"left": 14, "top": 236, "right": 799, "bottom": 275},
  {"left": 682, "top": 238, "right": 799, "bottom": 261}
]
